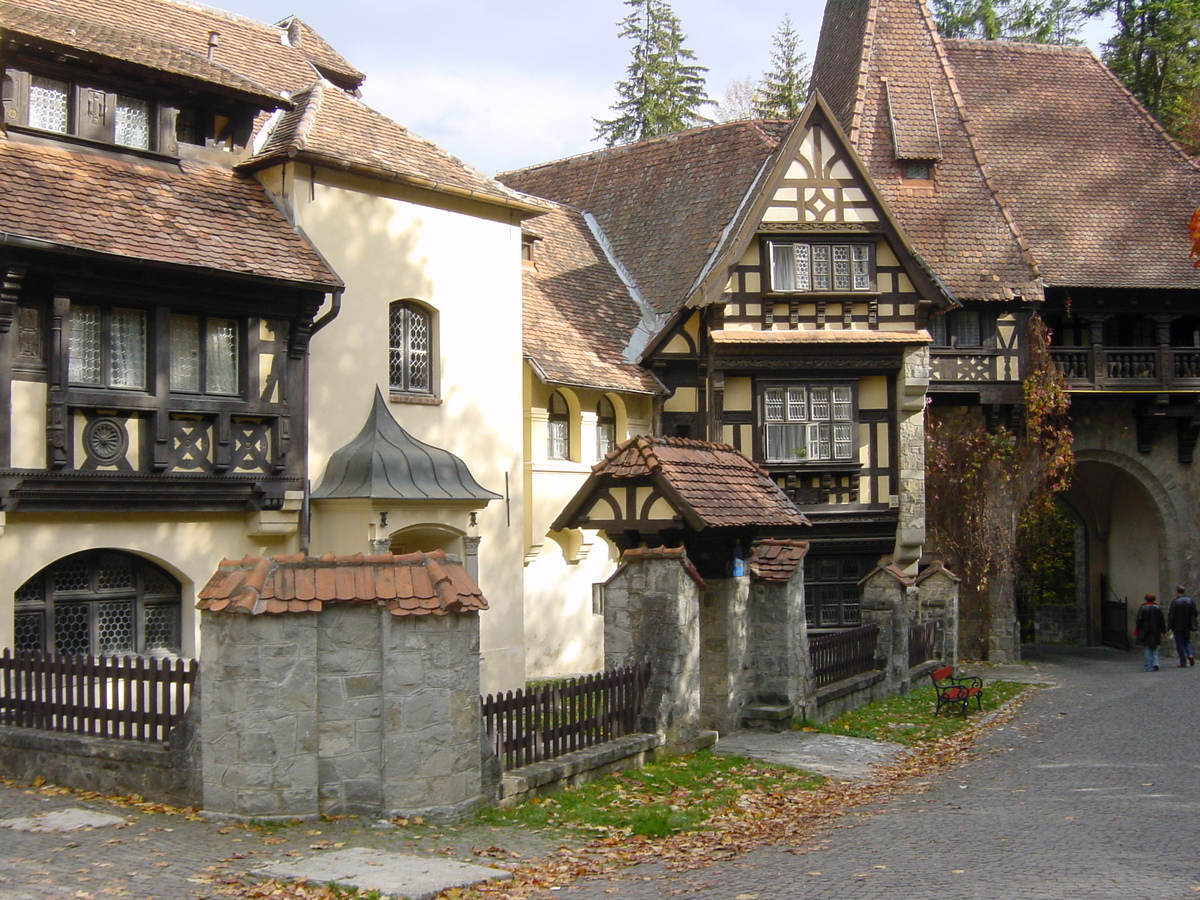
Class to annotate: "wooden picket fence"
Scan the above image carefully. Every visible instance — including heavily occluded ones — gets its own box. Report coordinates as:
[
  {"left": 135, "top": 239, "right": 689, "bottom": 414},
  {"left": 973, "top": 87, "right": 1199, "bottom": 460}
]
[
  {"left": 0, "top": 649, "right": 196, "bottom": 743},
  {"left": 908, "top": 618, "right": 945, "bottom": 668},
  {"left": 482, "top": 661, "right": 651, "bottom": 771},
  {"left": 810, "top": 623, "right": 881, "bottom": 687}
]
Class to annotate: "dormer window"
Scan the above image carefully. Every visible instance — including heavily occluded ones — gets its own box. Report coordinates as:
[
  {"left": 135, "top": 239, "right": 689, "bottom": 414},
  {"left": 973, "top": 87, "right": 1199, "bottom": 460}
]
[
  {"left": 768, "top": 241, "right": 873, "bottom": 293},
  {"left": 5, "top": 68, "right": 170, "bottom": 153},
  {"left": 903, "top": 160, "right": 934, "bottom": 181}
]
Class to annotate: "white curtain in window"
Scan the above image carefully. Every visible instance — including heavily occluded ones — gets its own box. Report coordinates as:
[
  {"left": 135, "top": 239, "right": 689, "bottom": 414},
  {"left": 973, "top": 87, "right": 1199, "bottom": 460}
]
[
  {"left": 108, "top": 308, "right": 146, "bottom": 389},
  {"left": 205, "top": 318, "right": 238, "bottom": 394},
  {"left": 170, "top": 315, "right": 201, "bottom": 392}
]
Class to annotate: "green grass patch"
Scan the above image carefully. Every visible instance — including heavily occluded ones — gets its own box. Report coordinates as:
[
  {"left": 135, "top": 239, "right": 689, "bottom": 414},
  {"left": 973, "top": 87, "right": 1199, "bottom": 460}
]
[
  {"left": 807, "top": 679, "right": 1029, "bottom": 746},
  {"left": 472, "top": 750, "right": 823, "bottom": 837}
]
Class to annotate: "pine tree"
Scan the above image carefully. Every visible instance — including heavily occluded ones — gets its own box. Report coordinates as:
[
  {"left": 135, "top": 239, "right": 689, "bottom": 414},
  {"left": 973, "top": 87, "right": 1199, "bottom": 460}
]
[
  {"left": 753, "top": 15, "right": 809, "bottom": 119},
  {"left": 932, "top": 0, "right": 1091, "bottom": 42},
  {"left": 1086, "top": 0, "right": 1200, "bottom": 136},
  {"left": 595, "top": 0, "right": 712, "bottom": 147}
]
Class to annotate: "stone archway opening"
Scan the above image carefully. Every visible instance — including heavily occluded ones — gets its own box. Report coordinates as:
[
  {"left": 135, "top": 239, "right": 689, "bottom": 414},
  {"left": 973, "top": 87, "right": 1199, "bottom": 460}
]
[{"left": 1061, "top": 460, "right": 1165, "bottom": 644}]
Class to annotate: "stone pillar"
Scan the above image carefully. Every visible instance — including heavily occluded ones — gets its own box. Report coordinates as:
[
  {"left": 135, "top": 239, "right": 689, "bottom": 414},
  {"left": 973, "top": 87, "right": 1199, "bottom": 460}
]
[
  {"left": 916, "top": 561, "right": 962, "bottom": 664},
  {"left": 893, "top": 345, "right": 930, "bottom": 573},
  {"left": 699, "top": 576, "right": 751, "bottom": 734},
  {"left": 748, "top": 564, "right": 809, "bottom": 716},
  {"left": 199, "top": 612, "right": 320, "bottom": 820},
  {"left": 858, "top": 561, "right": 912, "bottom": 692},
  {"left": 603, "top": 548, "right": 701, "bottom": 752}
]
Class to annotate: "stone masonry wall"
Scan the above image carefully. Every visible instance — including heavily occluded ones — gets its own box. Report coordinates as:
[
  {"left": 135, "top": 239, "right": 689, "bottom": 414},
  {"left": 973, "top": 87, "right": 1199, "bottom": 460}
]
[
  {"left": 200, "top": 605, "right": 485, "bottom": 822},
  {"left": 699, "top": 577, "right": 751, "bottom": 734}
]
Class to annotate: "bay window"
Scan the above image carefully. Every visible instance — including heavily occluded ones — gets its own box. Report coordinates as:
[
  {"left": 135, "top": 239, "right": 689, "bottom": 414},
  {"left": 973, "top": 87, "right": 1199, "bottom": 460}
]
[
  {"left": 762, "top": 383, "right": 855, "bottom": 463},
  {"left": 170, "top": 315, "right": 240, "bottom": 394}
]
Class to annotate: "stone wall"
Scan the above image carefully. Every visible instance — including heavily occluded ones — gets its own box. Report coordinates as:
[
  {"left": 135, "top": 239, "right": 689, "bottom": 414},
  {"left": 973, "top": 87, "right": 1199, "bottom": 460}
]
[
  {"left": 698, "top": 576, "right": 751, "bottom": 734},
  {"left": 603, "top": 549, "right": 701, "bottom": 752},
  {"left": 200, "top": 604, "right": 487, "bottom": 822}
]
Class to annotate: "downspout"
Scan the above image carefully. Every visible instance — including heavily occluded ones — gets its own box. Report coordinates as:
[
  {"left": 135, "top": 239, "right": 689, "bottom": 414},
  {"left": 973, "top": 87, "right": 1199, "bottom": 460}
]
[{"left": 300, "top": 287, "right": 343, "bottom": 554}]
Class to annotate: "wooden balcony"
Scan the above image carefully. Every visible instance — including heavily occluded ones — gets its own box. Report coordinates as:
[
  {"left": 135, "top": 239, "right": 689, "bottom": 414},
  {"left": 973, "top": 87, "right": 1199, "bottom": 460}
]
[{"left": 1050, "top": 347, "right": 1200, "bottom": 390}]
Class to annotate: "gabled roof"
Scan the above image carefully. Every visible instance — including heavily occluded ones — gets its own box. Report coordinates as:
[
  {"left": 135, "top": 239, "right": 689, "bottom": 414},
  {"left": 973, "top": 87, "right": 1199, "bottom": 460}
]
[
  {"left": 0, "top": 0, "right": 286, "bottom": 106},
  {"left": 197, "top": 549, "right": 488, "bottom": 617},
  {"left": 10, "top": 0, "right": 363, "bottom": 95},
  {"left": 523, "top": 202, "right": 663, "bottom": 394},
  {"left": 311, "top": 389, "right": 501, "bottom": 504},
  {"left": 813, "top": 0, "right": 1041, "bottom": 302},
  {"left": 243, "top": 82, "right": 546, "bottom": 215},
  {"left": 501, "top": 121, "right": 792, "bottom": 317},
  {"left": 553, "top": 436, "right": 810, "bottom": 532},
  {"left": 0, "top": 139, "right": 339, "bottom": 287},
  {"left": 944, "top": 39, "right": 1200, "bottom": 289}
]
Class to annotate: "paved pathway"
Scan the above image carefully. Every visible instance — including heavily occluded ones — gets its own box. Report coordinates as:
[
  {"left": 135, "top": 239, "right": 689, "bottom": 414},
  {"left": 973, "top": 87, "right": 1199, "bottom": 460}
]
[{"left": 539, "top": 645, "right": 1200, "bottom": 900}]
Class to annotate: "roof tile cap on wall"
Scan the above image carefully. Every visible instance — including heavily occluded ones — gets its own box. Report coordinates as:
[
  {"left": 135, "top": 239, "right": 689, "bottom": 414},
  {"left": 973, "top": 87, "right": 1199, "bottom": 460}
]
[{"left": 197, "top": 549, "right": 487, "bottom": 617}]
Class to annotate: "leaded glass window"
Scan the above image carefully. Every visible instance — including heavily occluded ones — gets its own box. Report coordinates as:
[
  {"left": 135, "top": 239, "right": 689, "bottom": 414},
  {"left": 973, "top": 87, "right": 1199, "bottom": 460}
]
[
  {"left": 763, "top": 383, "right": 856, "bottom": 463},
  {"left": 14, "top": 550, "right": 183, "bottom": 657},
  {"left": 69, "top": 305, "right": 146, "bottom": 390},
  {"left": 389, "top": 301, "right": 433, "bottom": 394},
  {"left": 170, "top": 315, "right": 239, "bottom": 395},
  {"left": 28, "top": 75, "right": 69, "bottom": 133},
  {"left": 806, "top": 556, "right": 870, "bottom": 628},
  {"left": 767, "top": 241, "right": 874, "bottom": 293},
  {"left": 114, "top": 95, "right": 151, "bottom": 149}
]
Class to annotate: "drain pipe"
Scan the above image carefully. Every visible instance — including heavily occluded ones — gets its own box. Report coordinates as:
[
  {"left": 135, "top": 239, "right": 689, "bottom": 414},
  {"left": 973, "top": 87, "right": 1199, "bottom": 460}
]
[{"left": 300, "top": 288, "right": 343, "bottom": 555}]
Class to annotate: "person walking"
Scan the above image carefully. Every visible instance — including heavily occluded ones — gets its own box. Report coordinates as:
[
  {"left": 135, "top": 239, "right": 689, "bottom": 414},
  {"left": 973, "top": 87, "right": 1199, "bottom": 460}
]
[
  {"left": 1168, "top": 585, "right": 1197, "bottom": 667},
  {"left": 1135, "top": 593, "right": 1169, "bottom": 671}
]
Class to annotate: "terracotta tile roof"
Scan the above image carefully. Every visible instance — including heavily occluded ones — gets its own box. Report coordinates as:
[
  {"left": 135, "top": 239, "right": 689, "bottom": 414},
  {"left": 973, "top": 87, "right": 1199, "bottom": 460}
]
[
  {"left": 245, "top": 82, "right": 546, "bottom": 214},
  {"left": 587, "top": 436, "right": 810, "bottom": 530},
  {"left": 0, "top": 137, "right": 339, "bottom": 287},
  {"left": 0, "top": 1, "right": 285, "bottom": 105},
  {"left": 750, "top": 538, "right": 810, "bottom": 582},
  {"left": 813, "top": 0, "right": 1041, "bottom": 302},
  {"left": 197, "top": 549, "right": 488, "bottom": 617},
  {"left": 500, "top": 121, "right": 786, "bottom": 316},
  {"left": 944, "top": 39, "right": 1200, "bottom": 289},
  {"left": 11, "top": 0, "right": 363, "bottom": 95},
  {"left": 914, "top": 559, "right": 960, "bottom": 583},
  {"left": 523, "top": 202, "right": 664, "bottom": 394},
  {"left": 861, "top": 556, "right": 914, "bottom": 586}
]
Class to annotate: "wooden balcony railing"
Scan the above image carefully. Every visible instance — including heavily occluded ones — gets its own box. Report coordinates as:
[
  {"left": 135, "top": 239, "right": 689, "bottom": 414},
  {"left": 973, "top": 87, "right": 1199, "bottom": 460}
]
[{"left": 1050, "top": 347, "right": 1200, "bottom": 390}]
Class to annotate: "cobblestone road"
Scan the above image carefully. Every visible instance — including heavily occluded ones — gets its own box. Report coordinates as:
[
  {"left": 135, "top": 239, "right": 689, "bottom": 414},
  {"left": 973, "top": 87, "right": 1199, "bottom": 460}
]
[{"left": 542, "top": 646, "right": 1200, "bottom": 900}]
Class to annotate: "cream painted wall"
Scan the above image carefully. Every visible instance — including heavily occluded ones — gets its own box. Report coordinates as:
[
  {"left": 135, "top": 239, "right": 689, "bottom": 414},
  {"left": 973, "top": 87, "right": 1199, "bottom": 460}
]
[
  {"left": 1108, "top": 475, "right": 1163, "bottom": 632},
  {"left": 523, "top": 371, "right": 655, "bottom": 677},
  {"left": 0, "top": 513, "right": 297, "bottom": 654},
  {"left": 277, "top": 163, "right": 528, "bottom": 693},
  {"left": 11, "top": 382, "right": 47, "bottom": 469}
]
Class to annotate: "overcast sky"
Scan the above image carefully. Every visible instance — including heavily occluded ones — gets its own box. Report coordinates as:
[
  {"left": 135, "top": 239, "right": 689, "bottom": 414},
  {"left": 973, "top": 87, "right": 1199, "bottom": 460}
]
[{"left": 217, "top": 0, "right": 1115, "bottom": 176}]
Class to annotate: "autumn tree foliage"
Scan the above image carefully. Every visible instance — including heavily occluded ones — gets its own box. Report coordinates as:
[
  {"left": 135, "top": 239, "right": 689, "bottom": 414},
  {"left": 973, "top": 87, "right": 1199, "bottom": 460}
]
[
  {"left": 595, "top": 0, "right": 712, "bottom": 147},
  {"left": 925, "top": 316, "right": 1073, "bottom": 660}
]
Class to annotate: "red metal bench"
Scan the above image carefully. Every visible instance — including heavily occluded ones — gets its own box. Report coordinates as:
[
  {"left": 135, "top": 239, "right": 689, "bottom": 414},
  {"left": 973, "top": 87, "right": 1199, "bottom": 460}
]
[{"left": 930, "top": 665, "right": 984, "bottom": 716}]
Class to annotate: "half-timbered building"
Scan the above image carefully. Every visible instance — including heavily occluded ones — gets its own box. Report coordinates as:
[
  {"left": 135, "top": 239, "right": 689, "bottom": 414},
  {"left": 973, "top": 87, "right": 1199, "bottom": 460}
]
[
  {"left": 813, "top": 0, "right": 1200, "bottom": 655},
  {"left": 503, "top": 96, "right": 952, "bottom": 637}
]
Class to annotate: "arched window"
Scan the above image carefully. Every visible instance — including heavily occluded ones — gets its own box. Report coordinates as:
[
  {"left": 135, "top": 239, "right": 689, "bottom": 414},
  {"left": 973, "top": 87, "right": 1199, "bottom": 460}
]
[
  {"left": 596, "top": 397, "right": 616, "bottom": 459},
  {"left": 14, "top": 550, "right": 182, "bottom": 656},
  {"left": 548, "top": 391, "right": 570, "bottom": 460},
  {"left": 389, "top": 301, "right": 432, "bottom": 395}
]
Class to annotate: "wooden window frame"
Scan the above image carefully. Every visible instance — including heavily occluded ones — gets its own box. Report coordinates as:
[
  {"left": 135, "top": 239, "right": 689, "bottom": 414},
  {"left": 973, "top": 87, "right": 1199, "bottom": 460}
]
[{"left": 765, "top": 240, "right": 876, "bottom": 294}]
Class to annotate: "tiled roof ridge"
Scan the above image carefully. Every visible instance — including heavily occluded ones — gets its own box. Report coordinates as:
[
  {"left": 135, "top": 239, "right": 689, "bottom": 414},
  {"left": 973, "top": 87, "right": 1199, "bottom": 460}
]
[
  {"left": 198, "top": 549, "right": 488, "bottom": 617},
  {"left": 848, "top": 0, "right": 880, "bottom": 143},
  {"left": 942, "top": 36, "right": 1092, "bottom": 56},
  {"left": 499, "top": 120, "right": 776, "bottom": 181},
  {"left": 914, "top": 558, "right": 960, "bottom": 583},
  {"left": 925, "top": 2, "right": 1044, "bottom": 286},
  {"left": 0, "top": 0, "right": 286, "bottom": 103},
  {"left": 286, "top": 80, "right": 326, "bottom": 155}
]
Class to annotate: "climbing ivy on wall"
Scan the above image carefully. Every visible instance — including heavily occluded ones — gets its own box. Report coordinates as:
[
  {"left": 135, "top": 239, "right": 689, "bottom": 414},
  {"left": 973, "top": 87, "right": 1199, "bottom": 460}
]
[{"left": 925, "top": 315, "right": 1074, "bottom": 659}]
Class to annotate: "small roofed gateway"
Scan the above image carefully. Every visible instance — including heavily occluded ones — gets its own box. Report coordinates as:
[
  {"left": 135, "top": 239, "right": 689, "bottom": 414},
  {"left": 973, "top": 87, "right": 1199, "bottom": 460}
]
[
  {"left": 553, "top": 435, "right": 810, "bottom": 580},
  {"left": 196, "top": 550, "right": 491, "bottom": 821}
]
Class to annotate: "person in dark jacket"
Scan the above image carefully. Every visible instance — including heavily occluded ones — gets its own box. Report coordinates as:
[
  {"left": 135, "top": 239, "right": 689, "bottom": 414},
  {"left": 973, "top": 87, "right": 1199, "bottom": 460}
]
[
  {"left": 1135, "top": 593, "right": 1169, "bottom": 671},
  {"left": 1168, "top": 585, "right": 1197, "bottom": 668}
]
